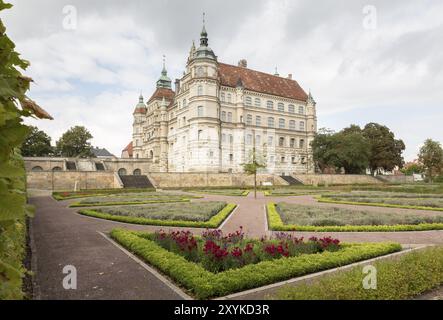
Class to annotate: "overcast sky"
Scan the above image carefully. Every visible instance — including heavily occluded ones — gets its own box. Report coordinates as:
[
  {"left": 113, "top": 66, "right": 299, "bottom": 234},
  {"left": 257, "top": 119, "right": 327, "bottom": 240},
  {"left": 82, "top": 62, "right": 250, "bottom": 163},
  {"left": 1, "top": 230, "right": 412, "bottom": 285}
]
[{"left": 3, "top": 0, "right": 443, "bottom": 160}]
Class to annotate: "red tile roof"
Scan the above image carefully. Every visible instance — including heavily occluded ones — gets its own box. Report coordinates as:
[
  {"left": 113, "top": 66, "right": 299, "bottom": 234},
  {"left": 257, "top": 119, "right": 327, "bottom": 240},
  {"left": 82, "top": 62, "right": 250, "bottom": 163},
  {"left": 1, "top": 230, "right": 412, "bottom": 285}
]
[
  {"left": 218, "top": 63, "right": 308, "bottom": 101},
  {"left": 147, "top": 87, "right": 175, "bottom": 104},
  {"left": 122, "top": 141, "right": 133, "bottom": 157}
]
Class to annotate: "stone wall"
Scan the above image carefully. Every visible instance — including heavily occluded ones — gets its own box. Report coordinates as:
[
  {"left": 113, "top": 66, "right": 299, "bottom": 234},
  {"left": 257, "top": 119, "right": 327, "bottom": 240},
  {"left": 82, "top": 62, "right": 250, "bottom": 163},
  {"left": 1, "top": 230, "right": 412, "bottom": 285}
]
[
  {"left": 26, "top": 171, "right": 121, "bottom": 191},
  {"left": 293, "top": 174, "right": 382, "bottom": 185},
  {"left": 375, "top": 175, "right": 414, "bottom": 184},
  {"left": 149, "top": 173, "right": 289, "bottom": 188}
]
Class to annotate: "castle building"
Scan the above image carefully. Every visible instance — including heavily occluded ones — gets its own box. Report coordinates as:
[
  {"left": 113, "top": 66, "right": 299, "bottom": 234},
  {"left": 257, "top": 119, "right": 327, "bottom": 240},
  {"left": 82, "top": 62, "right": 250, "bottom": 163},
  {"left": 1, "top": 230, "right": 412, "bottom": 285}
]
[{"left": 126, "top": 23, "right": 317, "bottom": 175}]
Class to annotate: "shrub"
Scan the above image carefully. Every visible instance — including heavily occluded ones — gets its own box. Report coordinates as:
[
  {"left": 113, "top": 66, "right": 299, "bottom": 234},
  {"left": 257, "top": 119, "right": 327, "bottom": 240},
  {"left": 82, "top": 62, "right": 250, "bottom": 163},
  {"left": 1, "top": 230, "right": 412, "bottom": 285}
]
[
  {"left": 78, "top": 203, "right": 236, "bottom": 228},
  {"left": 267, "top": 203, "right": 443, "bottom": 232},
  {"left": 275, "top": 246, "right": 443, "bottom": 300},
  {"left": 110, "top": 228, "right": 401, "bottom": 299}
]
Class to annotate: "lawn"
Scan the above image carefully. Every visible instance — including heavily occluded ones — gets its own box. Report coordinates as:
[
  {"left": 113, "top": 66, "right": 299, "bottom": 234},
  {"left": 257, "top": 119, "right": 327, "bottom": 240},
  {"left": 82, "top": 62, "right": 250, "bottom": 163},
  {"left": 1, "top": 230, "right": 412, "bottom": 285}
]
[
  {"left": 53, "top": 188, "right": 156, "bottom": 200},
  {"left": 265, "top": 188, "right": 330, "bottom": 196},
  {"left": 320, "top": 191, "right": 443, "bottom": 210},
  {"left": 69, "top": 192, "right": 199, "bottom": 207},
  {"left": 110, "top": 228, "right": 401, "bottom": 299},
  {"left": 78, "top": 202, "right": 236, "bottom": 228},
  {"left": 267, "top": 202, "right": 443, "bottom": 232},
  {"left": 274, "top": 245, "right": 443, "bottom": 300}
]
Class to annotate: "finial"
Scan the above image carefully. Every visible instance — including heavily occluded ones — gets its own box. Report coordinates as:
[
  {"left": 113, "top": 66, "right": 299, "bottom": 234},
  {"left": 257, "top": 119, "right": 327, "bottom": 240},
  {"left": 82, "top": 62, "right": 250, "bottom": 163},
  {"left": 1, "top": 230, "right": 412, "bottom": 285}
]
[
  {"left": 139, "top": 92, "right": 143, "bottom": 102},
  {"left": 203, "top": 12, "right": 205, "bottom": 26},
  {"left": 274, "top": 66, "right": 279, "bottom": 76},
  {"left": 162, "top": 54, "right": 167, "bottom": 74}
]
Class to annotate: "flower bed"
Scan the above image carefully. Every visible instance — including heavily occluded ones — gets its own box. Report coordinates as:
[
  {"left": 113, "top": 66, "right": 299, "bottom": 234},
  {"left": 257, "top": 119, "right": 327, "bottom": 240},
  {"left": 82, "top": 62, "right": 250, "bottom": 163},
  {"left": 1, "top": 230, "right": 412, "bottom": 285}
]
[
  {"left": 189, "top": 189, "right": 249, "bottom": 196},
  {"left": 78, "top": 202, "right": 236, "bottom": 228},
  {"left": 265, "top": 189, "right": 330, "bottom": 197},
  {"left": 53, "top": 188, "right": 156, "bottom": 200},
  {"left": 267, "top": 203, "right": 443, "bottom": 232},
  {"left": 110, "top": 228, "right": 401, "bottom": 299},
  {"left": 69, "top": 192, "right": 199, "bottom": 207}
]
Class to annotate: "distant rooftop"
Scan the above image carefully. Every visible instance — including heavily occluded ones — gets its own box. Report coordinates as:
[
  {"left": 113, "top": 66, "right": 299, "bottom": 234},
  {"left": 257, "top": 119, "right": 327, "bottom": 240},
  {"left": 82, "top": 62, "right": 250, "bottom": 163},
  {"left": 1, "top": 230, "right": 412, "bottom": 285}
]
[{"left": 91, "top": 147, "right": 115, "bottom": 158}]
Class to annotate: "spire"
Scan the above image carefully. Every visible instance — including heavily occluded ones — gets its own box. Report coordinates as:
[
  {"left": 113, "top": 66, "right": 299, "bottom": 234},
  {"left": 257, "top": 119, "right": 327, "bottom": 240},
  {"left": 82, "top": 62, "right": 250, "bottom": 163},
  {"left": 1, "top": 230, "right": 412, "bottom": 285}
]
[
  {"left": 307, "top": 89, "right": 316, "bottom": 105},
  {"left": 156, "top": 55, "right": 172, "bottom": 89},
  {"left": 139, "top": 92, "right": 144, "bottom": 103},
  {"left": 200, "top": 12, "right": 208, "bottom": 47},
  {"left": 274, "top": 66, "right": 279, "bottom": 76}
]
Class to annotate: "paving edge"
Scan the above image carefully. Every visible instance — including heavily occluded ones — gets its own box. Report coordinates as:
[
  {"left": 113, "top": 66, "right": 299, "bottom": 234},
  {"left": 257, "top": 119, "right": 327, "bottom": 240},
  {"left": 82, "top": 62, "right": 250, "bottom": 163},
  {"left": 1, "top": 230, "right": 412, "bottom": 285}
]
[
  {"left": 97, "top": 231, "right": 193, "bottom": 300},
  {"left": 215, "top": 243, "right": 434, "bottom": 300},
  {"left": 219, "top": 204, "right": 239, "bottom": 230},
  {"left": 28, "top": 215, "right": 41, "bottom": 300}
]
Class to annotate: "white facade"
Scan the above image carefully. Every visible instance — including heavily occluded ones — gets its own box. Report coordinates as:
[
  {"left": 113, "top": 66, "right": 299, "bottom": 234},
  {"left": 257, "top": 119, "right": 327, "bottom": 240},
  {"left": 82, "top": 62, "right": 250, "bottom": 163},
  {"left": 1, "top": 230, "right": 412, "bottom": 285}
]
[{"left": 130, "top": 24, "right": 317, "bottom": 174}]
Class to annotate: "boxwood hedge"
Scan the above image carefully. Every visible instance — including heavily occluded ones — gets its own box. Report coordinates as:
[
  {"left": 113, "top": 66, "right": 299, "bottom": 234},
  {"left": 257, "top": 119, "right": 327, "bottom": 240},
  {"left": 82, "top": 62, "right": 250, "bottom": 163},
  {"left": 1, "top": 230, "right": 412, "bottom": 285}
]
[
  {"left": 266, "top": 203, "right": 443, "bottom": 232},
  {"left": 110, "top": 228, "right": 401, "bottom": 299},
  {"left": 78, "top": 203, "right": 236, "bottom": 228}
]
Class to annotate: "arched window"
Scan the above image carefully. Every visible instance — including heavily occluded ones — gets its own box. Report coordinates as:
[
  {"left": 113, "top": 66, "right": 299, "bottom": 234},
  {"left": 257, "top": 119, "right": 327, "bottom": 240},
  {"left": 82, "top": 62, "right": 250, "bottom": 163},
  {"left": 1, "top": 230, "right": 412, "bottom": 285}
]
[
  {"left": 268, "top": 117, "right": 275, "bottom": 127},
  {"left": 52, "top": 166, "right": 62, "bottom": 171},
  {"left": 245, "top": 96, "right": 252, "bottom": 106},
  {"left": 198, "top": 130, "right": 203, "bottom": 141},
  {"left": 278, "top": 103, "right": 284, "bottom": 112},
  {"left": 299, "top": 121, "right": 305, "bottom": 131},
  {"left": 31, "top": 166, "right": 43, "bottom": 172},
  {"left": 197, "top": 85, "right": 203, "bottom": 96},
  {"left": 221, "top": 111, "right": 226, "bottom": 121},
  {"left": 254, "top": 98, "right": 261, "bottom": 107},
  {"left": 220, "top": 92, "right": 225, "bottom": 102},
  {"left": 299, "top": 106, "right": 305, "bottom": 114},
  {"left": 279, "top": 137, "right": 285, "bottom": 147},
  {"left": 227, "top": 112, "right": 232, "bottom": 122},
  {"left": 279, "top": 118, "right": 285, "bottom": 128},
  {"left": 133, "top": 169, "right": 141, "bottom": 175},
  {"left": 149, "top": 150, "right": 154, "bottom": 158},
  {"left": 288, "top": 104, "right": 295, "bottom": 113},
  {"left": 246, "top": 114, "right": 252, "bottom": 125},
  {"left": 118, "top": 168, "right": 127, "bottom": 176},
  {"left": 227, "top": 93, "right": 232, "bottom": 103},
  {"left": 289, "top": 120, "right": 296, "bottom": 130},
  {"left": 266, "top": 101, "right": 273, "bottom": 110},
  {"left": 299, "top": 139, "right": 305, "bottom": 148},
  {"left": 197, "top": 106, "right": 204, "bottom": 117},
  {"left": 256, "top": 116, "right": 261, "bottom": 126}
]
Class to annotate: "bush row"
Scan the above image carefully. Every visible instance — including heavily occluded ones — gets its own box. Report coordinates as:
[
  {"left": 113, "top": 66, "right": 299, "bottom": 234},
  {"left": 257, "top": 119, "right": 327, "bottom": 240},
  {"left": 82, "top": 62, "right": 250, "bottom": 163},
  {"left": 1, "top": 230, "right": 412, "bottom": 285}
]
[
  {"left": 110, "top": 228, "right": 401, "bottom": 299},
  {"left": 52, "top": 187, "right": 156, "bottom": 200},
  {"left": 69, "top": 198, "right": 190, "bottom": 208},
  {"left": 78, "top": 203, "right": 236, "bottom": 228},
  {"left": 266, "top": 203, "right": 443, "bottom": 232},
  {"left": 275, "top": 245, "right": 443, "bottom": 300},
  {"left": 317, "top": 197, "right": 443, "bottom": 212}
]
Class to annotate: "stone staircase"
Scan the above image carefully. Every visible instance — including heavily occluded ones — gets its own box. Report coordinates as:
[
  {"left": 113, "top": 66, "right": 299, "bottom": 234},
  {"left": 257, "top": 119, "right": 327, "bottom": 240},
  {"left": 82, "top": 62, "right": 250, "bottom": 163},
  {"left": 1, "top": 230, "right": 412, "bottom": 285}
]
[
  {"left": 280, "top": 175, "right": 304, "bottom": 185},
  {"left": 119, "top": 175, "right": 154, "bottom": 188}
]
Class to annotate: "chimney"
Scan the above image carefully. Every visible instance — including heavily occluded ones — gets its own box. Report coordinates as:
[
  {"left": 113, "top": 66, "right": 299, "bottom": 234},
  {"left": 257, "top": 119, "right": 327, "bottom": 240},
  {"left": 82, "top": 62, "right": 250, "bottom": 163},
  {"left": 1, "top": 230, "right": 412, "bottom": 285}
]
[
  {"left": 174, "top": 79, "right": 180, "bottom": 93},
  {"left": 287, "top": 74, "right": 292, "bottom": 80},
  {"left": 238, "top": 59, "right": 247, "bottom": 68}
]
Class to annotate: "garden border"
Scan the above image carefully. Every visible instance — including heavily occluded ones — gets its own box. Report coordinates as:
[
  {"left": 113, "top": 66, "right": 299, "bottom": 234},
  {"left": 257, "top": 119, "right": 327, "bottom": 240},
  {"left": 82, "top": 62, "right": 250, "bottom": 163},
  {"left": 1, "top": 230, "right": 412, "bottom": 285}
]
[
  {"left": 110, "top": 228, "right": 401, "bottom": 299},
  {"left": 77, "top": 203, "right": 237, "bottom": 228},
  {"left": 266, "top": 202, "right": 443, "bottom": 232},
  {"left": 69, "top": 198, "right": 192, "bottom": 208}
]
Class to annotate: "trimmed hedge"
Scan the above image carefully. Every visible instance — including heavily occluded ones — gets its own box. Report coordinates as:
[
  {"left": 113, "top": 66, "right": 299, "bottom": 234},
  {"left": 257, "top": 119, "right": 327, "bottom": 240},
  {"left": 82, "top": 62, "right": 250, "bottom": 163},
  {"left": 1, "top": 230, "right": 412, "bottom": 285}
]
[
  {"left": 110, "top": 228, "right": 402, "bottom": 299},
  {"left": 275, "top": 245, "right": 443, "bottom": 300},
  {"left": 78, "top": 203, "right": 236, "bottom": 228},
  {"left": 69, "top": 198, "right": 190, "bottom": 208},
  {"left": 266, "top": 203, "right": 443, "bottom": 232},
  {"left": 318, "top": 196, "right": 443, "bottom": 212},
  {"left": 53, "top": 187, "right": 156, "bottom": 200}
]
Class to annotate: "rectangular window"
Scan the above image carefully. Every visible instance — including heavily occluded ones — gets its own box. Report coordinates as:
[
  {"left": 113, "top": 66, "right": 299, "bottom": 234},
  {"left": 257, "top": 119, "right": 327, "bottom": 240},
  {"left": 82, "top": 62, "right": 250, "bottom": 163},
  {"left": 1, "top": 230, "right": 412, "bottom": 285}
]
[
  {"left": 288, "top": 104, "right": 295, "bottom": 113},
  {"left": 256, "top": 115, "right": 261, "bottom": 126},
  {"left": 227, "top": 94, "right": 232, "bottom": 103},
  {"left": 299, "top": 106, "right": 305, "bottom": 114},
  {"left": 291, "top": 156, "right": 296, "bottom": 163},
  {"left": 229, "top": 154, "right": 233, "bottom": 161},
  {"left": 289, "top": 120, "right": 296, "bottom": 130},
  {"left": 222, "top": 133, "right": 226, "bottom": 143},
  {"left": 255, "top": 135, "right": 261, "bottom": 145},
  {"left": 227, "top": 112, "right": 233, "bottom": 122},
  {"left": 281, "top": 156, "right": 285, "bottom": 163},
  {"left": 254, "top": 98, "right": 261, "bottom": 107},
  {"left": 299, "top": 139, "right": 305, "bottom": 148},
  {"left": 290, "top": 138, "right": 295, "bottom": 148},
  {"left": 220, "top": 92, "right": 225, "bottom": 102},
  {"left": 246, "top": 114, "right": 252, "bottom": 125},
  {"left": 279, "top": 118, "right": 285, "bottom": 129},
  {"left": 229, "top": 134, "right": 233, "bottom": 144},
  {"left": 279, "top": 137, "right": 285, "bottom": 147},
  {"left": 268, "top": 117, "right": 274, "bottom": 127},
  {"left": 197, "top": 106, "right": 204, "bottom": 117},
  {"left": 299, "top": 121, "right": 305, "bottom": 131},
  {"left": 221, "top": 111, "right": 226, "bottom": 121},
  {"left": 245, "top": 96, "right": 252, "bottom": 106},
  {"left": 268, "top": 136, "right": 274, "bottom": 146},
  {"left": 278, "top": 103, "right": 284, "bottom": 112},
  {"left": 267, "top": 100, "right": 274, "bottom": 110},
  {"left": 246, "top": 134, "right": 252, "bottom": 145},
  {"left": 270, "top": 155, "right": 274, "bottom": 163}
]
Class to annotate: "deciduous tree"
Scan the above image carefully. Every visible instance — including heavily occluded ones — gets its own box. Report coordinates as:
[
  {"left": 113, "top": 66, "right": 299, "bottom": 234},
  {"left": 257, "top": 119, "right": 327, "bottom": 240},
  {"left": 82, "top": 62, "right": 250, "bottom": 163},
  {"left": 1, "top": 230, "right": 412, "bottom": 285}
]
[
  {"left": 418, "top": 139, "right": 443, "bottom": 182},
  {"left": 56, "top": 126, "right": 93, "bottom": 157},
  {"left": 21, "top": 125, "right": 53, "bottom": 156}
]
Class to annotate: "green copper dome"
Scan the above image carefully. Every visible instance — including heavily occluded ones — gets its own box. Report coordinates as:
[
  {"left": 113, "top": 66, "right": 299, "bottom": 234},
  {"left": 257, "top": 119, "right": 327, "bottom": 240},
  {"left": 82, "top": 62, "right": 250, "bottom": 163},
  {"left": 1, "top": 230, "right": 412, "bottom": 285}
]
[{"left": 156, "top": 58, "right": 172, "bottom": 89}]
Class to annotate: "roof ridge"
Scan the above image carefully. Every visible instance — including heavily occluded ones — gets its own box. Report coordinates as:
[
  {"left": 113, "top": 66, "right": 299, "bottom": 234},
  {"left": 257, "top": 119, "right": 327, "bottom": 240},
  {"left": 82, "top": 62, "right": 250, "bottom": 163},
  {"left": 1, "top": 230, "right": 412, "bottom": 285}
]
[{"left": 218, "top": 62, "right": 297, "bottom": 83}]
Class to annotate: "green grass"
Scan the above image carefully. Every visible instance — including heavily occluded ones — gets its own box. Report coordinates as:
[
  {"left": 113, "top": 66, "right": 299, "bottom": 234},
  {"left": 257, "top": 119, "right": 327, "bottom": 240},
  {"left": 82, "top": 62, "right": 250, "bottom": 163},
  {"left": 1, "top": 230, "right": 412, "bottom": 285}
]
[
  {"left": 266, "top": 203, "right": 443, "bottom": 232},
  {"left": 189, "top": 189, "right": 250, "bottom": 196},
  {"left": 265, "top": 189, "right": 331, "bottom": 197},
  {"left": 79, "top": 203, "right": 236, "bottom": 228},
  {"left": 274, "top": 246, "right": 443, "bottom": 300},
  {"left": 110, "top": 228, "right": 401, "bottom": 299}
]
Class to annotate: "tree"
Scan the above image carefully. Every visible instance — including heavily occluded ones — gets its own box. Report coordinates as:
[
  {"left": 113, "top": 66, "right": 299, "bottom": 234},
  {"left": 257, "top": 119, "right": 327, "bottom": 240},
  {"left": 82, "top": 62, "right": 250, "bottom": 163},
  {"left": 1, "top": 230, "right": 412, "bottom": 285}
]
[
  {"left": 418, "top": 139, "right": 443, "bottom": 182},
  {"left": 0, "top": 0, "right": 52, "bottom": 299},
  {"left": 242, "top": 133, "right": 266, "bottom": 199},
  {"left": 400, "top": 161, "right": 424, "bottom": 176},
  {"left": 21, "top": 125, "right": 53, "bottom": 156},
  {"left": 363, "top": 123, "right": 405, "bottom": 174},
  {"left": 311, "top": 127, "right": 370, "bottom": 174},
  {"left": 56, "top": 126, "right": 93, "bottom": 157}
]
